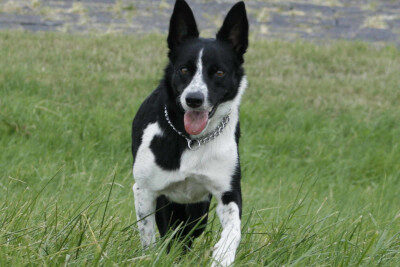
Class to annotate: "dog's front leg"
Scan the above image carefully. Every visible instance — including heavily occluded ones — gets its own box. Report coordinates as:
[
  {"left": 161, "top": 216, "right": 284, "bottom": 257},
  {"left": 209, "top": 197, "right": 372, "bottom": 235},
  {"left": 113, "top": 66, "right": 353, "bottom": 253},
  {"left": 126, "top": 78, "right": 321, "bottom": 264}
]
[
  {"left": 212, "top": 192, "right": 242, "bottom": 267},
  {"left": 132, "top": 183, "right": 157, "bottom": 249}
]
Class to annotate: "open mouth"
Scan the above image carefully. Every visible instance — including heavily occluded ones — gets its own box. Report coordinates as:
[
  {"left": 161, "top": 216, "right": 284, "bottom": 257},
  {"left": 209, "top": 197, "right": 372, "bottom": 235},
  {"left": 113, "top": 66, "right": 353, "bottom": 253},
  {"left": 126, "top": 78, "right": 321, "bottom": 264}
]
[{"left": 183, "top": 105, "right": 218, "bottom": 135}]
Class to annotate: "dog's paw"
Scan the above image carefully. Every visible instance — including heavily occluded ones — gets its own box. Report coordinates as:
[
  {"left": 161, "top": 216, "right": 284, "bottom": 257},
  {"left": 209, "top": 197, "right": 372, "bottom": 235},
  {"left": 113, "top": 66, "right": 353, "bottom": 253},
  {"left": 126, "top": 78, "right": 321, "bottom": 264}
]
[{"left": 211, "top": 241, "right": 236, "bottom": 267}]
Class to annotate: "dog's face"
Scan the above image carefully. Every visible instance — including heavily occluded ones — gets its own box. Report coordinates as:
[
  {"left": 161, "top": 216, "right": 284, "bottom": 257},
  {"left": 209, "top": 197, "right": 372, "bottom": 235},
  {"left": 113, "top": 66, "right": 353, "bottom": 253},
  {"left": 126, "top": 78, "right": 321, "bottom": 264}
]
[{"left": 166, "top": 0, "right": 248, "bottom": 135}]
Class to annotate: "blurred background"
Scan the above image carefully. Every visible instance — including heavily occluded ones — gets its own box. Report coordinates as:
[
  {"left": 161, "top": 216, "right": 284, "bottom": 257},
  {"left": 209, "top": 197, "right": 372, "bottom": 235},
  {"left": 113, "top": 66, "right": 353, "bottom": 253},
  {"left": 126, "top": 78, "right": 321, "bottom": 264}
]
[{"left": 1, "top": 0, "right": 400, "bottom": 44}]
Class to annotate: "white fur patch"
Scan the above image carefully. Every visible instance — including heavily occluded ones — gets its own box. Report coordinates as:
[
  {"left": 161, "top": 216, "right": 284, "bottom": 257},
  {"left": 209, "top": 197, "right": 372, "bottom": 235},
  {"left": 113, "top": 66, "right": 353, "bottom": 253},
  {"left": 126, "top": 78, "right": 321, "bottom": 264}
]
[{"left": 212, "top": 202, "right": 241, "bottom": 267}]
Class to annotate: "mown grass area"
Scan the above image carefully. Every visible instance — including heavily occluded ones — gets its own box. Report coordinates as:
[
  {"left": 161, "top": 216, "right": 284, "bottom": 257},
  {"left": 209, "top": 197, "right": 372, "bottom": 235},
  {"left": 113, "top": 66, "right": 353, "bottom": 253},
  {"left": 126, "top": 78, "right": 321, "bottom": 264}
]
[{"left": 1, "top": 31, "right": 400, "bottom": 266}]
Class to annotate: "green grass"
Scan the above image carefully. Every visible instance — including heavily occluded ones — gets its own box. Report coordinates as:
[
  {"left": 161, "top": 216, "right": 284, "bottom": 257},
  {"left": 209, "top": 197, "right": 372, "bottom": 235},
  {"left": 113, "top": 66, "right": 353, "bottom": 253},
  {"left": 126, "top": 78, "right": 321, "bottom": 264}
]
[{"left": 1, "top": 31, "right": 400, "bottom": 266}]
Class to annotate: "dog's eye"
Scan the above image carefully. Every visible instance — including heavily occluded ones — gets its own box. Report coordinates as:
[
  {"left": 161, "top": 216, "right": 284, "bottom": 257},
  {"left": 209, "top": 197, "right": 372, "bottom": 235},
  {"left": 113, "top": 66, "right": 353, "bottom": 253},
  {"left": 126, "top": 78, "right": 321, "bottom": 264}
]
[
  {"left": 180, "top": 67, "right": 189, "bottom": 75},
  {"left": 215, "top": 70, "right": 225, "bottom": 77}
]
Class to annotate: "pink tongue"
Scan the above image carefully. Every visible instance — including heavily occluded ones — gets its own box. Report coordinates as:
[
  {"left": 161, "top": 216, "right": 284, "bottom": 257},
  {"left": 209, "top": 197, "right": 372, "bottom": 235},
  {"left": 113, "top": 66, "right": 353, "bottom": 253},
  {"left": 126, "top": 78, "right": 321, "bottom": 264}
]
[{"left": 184, "top": 110, "right": 208, "bottom": 135}]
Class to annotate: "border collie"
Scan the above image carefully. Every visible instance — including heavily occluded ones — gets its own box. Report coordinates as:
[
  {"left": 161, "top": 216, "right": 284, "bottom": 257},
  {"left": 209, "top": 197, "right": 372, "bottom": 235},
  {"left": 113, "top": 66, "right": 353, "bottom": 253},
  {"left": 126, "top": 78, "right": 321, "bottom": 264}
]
[{"left": 131, "top": 0, "right": 248, "bottom": 265}]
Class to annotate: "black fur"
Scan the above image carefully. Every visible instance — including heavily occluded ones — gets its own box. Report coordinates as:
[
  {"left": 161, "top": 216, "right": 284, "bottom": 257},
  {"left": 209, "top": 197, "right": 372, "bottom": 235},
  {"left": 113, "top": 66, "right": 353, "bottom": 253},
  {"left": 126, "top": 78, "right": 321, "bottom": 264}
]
[{"left": 155, "top": 195, "right": 211, "bottom": 249}]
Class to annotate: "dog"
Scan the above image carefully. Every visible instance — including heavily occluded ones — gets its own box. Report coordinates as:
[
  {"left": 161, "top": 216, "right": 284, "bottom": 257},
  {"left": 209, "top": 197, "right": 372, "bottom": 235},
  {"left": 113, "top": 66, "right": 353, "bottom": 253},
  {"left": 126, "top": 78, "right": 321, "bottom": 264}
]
[{"left": 131, "top": 0, "right": 248, "bottom": 265}]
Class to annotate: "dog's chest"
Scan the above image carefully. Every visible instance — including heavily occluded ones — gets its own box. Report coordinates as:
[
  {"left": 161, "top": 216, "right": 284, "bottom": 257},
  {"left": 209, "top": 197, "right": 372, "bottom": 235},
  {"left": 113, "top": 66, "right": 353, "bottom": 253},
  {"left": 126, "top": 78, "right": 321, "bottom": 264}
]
[
  {"left": 162, "top": 142, "right": 237, "bottom": 203},
  {"left": 133, "top": 121, "right": 238, "bottom": 203},
  {"left": 160, "top": 177, "right": 209, "bottom": 203}
]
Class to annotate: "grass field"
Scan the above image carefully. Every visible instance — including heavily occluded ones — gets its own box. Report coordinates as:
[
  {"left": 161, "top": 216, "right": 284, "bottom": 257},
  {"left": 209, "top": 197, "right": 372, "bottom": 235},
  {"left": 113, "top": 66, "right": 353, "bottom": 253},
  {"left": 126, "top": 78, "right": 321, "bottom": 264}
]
[{"left": 1, "top": 31, "right": 400, "bottom": 266}]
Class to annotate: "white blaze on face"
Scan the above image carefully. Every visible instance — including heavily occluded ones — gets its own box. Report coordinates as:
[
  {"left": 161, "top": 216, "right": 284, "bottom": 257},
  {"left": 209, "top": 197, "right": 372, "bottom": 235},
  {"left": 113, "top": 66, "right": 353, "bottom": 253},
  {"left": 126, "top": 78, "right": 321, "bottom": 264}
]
[
  {"left": 180, "top": 49, "right": 208, "bottom": 110},
  {"left": 180, "top": 49, "right": 211, "bottom": 136}
]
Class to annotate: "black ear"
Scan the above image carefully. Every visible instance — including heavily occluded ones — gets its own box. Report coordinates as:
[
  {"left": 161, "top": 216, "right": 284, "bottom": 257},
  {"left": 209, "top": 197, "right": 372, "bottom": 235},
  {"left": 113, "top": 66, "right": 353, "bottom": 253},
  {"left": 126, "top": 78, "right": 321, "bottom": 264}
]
[
  {"left": 216, "top": 1, "right": 248, "bottom": 60},
  {"left": 167, "top": 0, "right": 199, "bottom": 50}
]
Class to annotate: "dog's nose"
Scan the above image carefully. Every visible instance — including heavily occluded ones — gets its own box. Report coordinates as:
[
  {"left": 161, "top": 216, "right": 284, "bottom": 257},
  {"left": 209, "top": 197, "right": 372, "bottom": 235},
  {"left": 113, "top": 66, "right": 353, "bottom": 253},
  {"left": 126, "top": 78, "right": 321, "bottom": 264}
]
[{"left": 185, "top": 92, "right": 204, "bottom": 108}]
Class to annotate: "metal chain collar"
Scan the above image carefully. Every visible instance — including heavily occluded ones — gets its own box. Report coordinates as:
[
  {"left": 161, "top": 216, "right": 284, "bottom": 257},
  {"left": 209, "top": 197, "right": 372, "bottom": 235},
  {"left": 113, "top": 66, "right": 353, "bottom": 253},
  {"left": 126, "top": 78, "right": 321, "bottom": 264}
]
[{"left": 164, "top": 105, "right": 230, "bottom": 151}]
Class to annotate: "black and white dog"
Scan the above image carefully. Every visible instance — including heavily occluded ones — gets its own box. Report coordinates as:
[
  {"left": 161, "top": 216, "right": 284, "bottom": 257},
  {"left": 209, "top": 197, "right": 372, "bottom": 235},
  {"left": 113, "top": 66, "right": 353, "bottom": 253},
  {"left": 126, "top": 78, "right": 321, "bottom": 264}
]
[{"left": 131, "top": 0, "right": 248, "bottom": 265}]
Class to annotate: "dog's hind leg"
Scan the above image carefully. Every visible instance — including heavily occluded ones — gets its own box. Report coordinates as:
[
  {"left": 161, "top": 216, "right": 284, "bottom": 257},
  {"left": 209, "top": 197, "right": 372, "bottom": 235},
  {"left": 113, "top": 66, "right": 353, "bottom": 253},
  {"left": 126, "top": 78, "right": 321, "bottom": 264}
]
[
  {"left": 181, "top": 197, "right": 212, "bottom": 250},
  {"left": 155, "top": 195, "right": 211, "bottom": 251}
]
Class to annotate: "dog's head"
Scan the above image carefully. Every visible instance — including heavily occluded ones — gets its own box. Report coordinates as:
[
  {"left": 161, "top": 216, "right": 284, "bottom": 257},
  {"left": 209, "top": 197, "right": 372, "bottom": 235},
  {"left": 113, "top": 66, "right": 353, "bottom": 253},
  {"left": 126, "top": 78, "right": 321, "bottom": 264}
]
[{"left": 165, "top": 0, "right": 248, "bottom": 136}]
